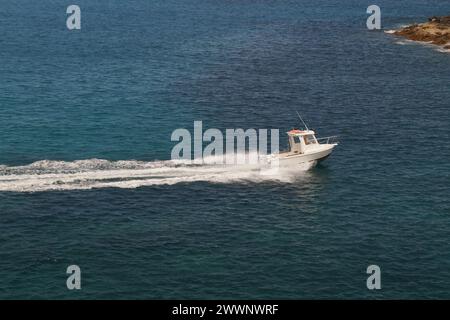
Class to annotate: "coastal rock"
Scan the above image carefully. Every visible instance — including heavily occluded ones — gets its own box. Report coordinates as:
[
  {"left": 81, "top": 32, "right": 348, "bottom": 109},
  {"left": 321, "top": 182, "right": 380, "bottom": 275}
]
[{"left": 391, "top": 15, "right": 450, "bottom": 50}]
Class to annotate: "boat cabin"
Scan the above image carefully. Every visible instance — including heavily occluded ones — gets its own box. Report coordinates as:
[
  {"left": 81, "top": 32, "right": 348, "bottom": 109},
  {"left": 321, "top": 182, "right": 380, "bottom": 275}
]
[{"left": 287, "top": 129, "right": 318, "bottom": 154}]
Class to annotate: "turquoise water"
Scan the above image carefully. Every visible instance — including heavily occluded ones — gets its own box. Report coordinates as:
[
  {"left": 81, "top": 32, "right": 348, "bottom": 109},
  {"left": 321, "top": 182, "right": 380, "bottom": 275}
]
[{"left": 1, "top": 0, "right": 450, "bottom": 298}]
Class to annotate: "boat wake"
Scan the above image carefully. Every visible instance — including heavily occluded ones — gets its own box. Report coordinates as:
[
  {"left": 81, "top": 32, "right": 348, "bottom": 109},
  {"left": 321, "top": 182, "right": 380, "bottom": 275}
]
[{"left": 0, "top": 157, "right": 315, "bottom": 192}]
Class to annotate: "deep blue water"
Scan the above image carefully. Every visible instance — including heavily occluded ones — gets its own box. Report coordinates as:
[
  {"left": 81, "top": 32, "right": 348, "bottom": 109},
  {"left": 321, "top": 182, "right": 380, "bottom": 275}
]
[{"left": 1, "top": 0, "right": 450, "bottom": 299}]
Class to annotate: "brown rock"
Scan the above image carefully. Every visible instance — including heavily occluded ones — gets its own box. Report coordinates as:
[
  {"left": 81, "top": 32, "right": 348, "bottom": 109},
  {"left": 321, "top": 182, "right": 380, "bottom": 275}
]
[{"left": 390, "top": 15, "right": 450, "bottom": 50}]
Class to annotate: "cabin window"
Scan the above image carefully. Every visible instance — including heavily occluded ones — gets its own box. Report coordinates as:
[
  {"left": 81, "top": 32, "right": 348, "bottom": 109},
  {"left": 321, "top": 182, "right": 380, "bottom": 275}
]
[
  {"left": 304, "top": 135, "right": 317, "bottom": 145},
  {"left": 293, "top": 136, "right": 301, "bottom": 144}
]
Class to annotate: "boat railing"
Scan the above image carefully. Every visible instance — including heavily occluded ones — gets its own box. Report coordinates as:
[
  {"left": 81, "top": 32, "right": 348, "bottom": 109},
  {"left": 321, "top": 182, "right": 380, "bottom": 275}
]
[{"left": 316, "top": 136, "right": 339, "bottom": 144}]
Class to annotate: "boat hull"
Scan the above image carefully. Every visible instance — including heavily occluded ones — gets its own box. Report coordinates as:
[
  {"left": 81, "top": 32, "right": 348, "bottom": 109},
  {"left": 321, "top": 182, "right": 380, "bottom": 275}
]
[{"left": 277, "top": 144, "right": 336, "bottom": 167}]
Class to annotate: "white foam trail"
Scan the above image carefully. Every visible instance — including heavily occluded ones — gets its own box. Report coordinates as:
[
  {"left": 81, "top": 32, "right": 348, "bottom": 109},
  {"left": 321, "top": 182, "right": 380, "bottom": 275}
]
[
  {"left": 435, "top": 46, "right": 450, "bottom": 53},
  {"left": 0, "top": 156, "right": 315, "bottom": 192},
  {"left": 391, "top": 37, "right": 450, "bottom": 53},
  {"left": 385, "top": 24, "right": 413, "bottom": 34},
  {"left": 395, "top": 39, "right": 415, "bottom": 45},
  {"left": 436, "top": 49, "right": 450, "bottom": 53}
]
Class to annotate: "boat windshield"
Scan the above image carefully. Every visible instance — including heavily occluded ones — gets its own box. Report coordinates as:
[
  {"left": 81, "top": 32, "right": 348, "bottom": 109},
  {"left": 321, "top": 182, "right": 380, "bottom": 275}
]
[{"left": 304, "top": 135, "right": 317, "bottom": 145}]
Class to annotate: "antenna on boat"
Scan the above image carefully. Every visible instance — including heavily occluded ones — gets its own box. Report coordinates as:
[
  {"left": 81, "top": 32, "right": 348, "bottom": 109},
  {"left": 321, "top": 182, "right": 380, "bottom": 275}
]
[{"left": 296, "top": 111, "right": 309, "bottom": 131}]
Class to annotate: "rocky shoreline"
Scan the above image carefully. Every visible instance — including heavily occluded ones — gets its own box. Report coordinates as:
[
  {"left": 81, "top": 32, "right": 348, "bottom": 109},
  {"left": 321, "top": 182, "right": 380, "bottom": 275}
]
[{"left": 390, "top": 15, "right": 450, "bottom": 50}]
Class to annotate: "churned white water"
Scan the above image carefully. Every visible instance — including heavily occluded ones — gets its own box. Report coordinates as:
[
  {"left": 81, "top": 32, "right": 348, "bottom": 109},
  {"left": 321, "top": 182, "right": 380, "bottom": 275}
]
[{"left": 0, "top": 157, "right": 315, "bottom": 192}]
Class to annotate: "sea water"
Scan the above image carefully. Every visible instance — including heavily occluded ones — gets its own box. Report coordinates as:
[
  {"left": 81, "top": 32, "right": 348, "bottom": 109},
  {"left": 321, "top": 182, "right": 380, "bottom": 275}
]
[{"left": 1, "top": 0, "right": 450, "bottom": 299}]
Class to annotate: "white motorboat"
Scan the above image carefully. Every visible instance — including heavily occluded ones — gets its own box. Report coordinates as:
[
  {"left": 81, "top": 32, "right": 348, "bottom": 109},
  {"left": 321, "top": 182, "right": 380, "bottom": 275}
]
[{"left": 276, "top": 129, "right": 338, "bottom": 166}]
